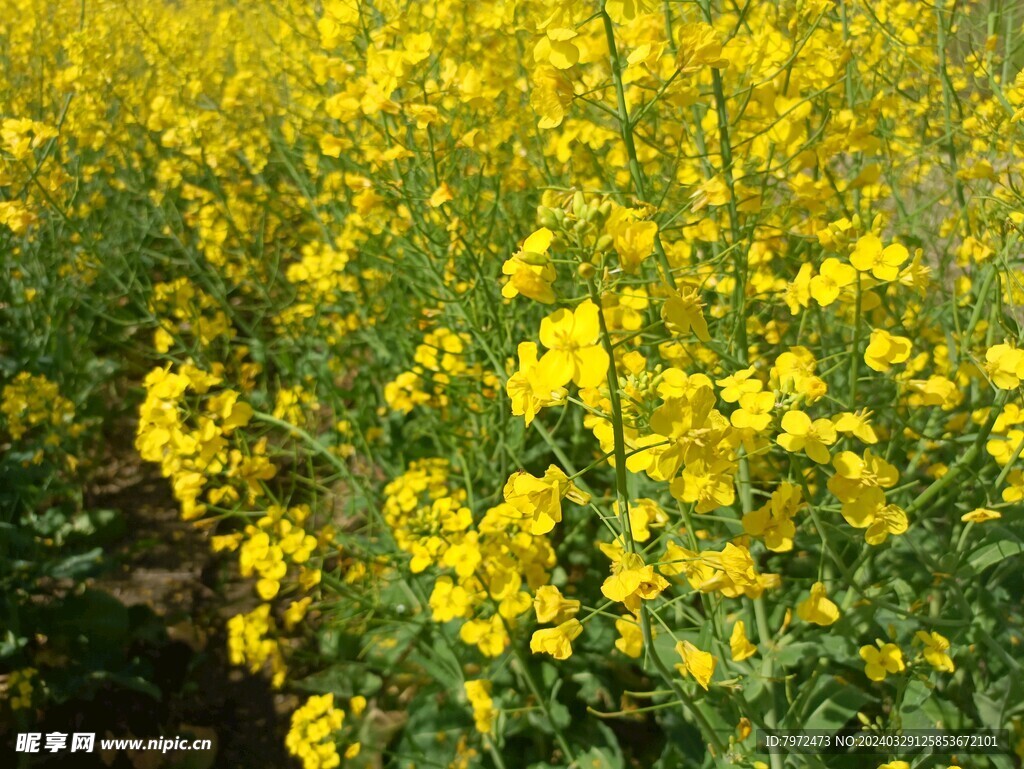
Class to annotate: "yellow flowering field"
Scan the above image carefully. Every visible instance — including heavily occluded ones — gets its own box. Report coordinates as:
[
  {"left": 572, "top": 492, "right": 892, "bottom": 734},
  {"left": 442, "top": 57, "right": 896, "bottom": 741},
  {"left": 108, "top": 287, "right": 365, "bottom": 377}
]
[{"left": 2, "top": 0, "right": 1024, "bottom": 767}]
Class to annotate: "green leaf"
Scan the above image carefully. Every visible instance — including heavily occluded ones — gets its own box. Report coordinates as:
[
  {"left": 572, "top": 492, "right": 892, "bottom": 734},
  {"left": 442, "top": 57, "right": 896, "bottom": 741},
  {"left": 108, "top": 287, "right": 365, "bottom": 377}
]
[
  {"left": 897, "top": 678, "right": 936, "bottom": 728},
  {"left": 47, "top": 547, "right": 104, "bottom": 580},
  {"left": 652, "top": 742, "right": 687, "bottom": 769},
  {"left": 89, "top": 670, "right": 163, "bottom": 700},
  {"left": 85, "top": 508, "right": 126, "bottom": 544},
  {"left": 52, "top": 589, "right": 130, "bottom": 646},
  {"left": 800, "top": 676, "right": 871, "bottom": 730},
  {"left": 820, "top": 633, "right": 853, "bottom": 658},
  {"left": 576, "top": 747, "right": 623, "bottom": 769},
  {"left": 293, "top": 662, "right": 382, "bottom": 699},
  {"left": 975, "top": 674, "right": 1024, "bottom": 725},
  {"left": 900, "top": 678, "right": 932, "bottom": 712},
  {"left": 0, "top": 630, "right": 28, "bottom": 658},
  {"left": 772, "top": 641, "right": 818, "bottom": 668},
  {"left": 966, "top": 537, "right": 1024, "bottom": 574},
  {"left": 888, "top": 578, "right": 915, "bottom": 608},
  {"left": 547, "top": 700, "right": 571, "bottom": 731},
  {"left": 572, "top": 671, "right": 610, "bottom": 706}
]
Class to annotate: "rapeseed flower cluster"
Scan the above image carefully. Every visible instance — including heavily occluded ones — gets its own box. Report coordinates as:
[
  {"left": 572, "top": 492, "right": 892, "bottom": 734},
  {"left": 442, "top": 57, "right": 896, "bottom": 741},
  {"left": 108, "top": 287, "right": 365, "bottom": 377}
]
[
  {"left": 285, "top": 694, "right": 345, "bottom": 769},
  {"left": 384, "top": 460, "right": 559, "bottom": 658},
  {"left": 1, "top": 373, "right": 80, "bottom": 465},
  {"left": 4, "top": 668, "right": 38, "bottom": 711}
]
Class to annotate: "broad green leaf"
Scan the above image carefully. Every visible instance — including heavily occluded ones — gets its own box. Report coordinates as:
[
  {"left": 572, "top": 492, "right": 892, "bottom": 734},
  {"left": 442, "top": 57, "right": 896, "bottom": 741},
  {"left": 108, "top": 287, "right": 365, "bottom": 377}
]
[{"left": 967, "top": 538, "right": 1024, "bottom": 574}]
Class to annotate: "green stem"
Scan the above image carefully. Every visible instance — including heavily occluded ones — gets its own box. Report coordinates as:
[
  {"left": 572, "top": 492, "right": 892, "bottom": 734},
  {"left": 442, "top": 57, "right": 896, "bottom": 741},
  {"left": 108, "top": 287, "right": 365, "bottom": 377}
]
[
  {"left": 639, "top": 604, "right": 728, "bottom": 756},
  {"left": 485, "top": 737, "right": 509, "bottom": 769},
  {"left": 935, "top": 2, "right": 967, "bottom": 211},
  {"left": 849, "top": 275, "right": 862, "bottom": 403},
  {"left": 589, "top": 278, "right": 635, "bottom": 549},
  {"left": 588, "top": 276, "right": 728, "bottom": 756},
  {"left": 906, "top": 391, "right": 1007, "bottom": 516},
  {"left": 509, "top": 641, "right": 578, "bottom": 764},
  {"left": 599, "top": 4, "right": 674, "bottom": 283}
]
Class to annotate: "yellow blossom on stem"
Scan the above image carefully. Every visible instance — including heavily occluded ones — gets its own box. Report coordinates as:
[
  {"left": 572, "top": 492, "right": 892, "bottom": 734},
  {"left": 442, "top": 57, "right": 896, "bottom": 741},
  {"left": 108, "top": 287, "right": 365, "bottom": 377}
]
[
  {"left": 506, "top": 341, "right": 567, "bottom": 426},
  {"left": 609, "top": 217, "right": 658, "bottom": 273},
  {"left": 530, "top": 618, "right": 583, "bottom": 660},
  {"left": 915, "top": 630, "right": 955, "bottom": 672},
  {"left": 601, "top": 552, "right": 669, "bottom": 613},
  {"left": 459, "top": 615, "right": 508, "bottom": 658},
  {"left": 906, "top": 376, "right": 962, "bottom": 410},
  {"left": 538, "top": 299, "right": 609, "bottom": 388},
  {"left": 828, "top": 450, "right": 899, "bottom": 503},
  {"left": 729, "top": 621, "right": 757, "bottom": 661},
  {"left": 503, "top": 465, "right": 589, "bottom": 535},
  {"left": 985, "top": 343, "right": 1024, "bottom": 389},
  {"left": 987, "top": 430, "right": 1024, "bottom": 466},
  {"left": 659, "top": 541, "right": 714, "bottom": 584},
  {"left": 771, "top": 348, "right": 828, "bottom": 403},
  {"left": 534, "top": 27, "right": 579, "bottom": 70},
  {"left": 429, "top": 576, "right": 475, "bottom": 622},
  {"left": 605, "top": 0, "right": 656, "bottom": 24},
  {"left": 777, "top": 410, "right": 837, "bottom": 464},
  {"left": 502, "top": 228, "right": 557, "bottom": 304},
  {"left": 784, "top": 263, "right": 813, "bottom": 315},
  {"left": 850, "top": 234, "right": 909, "bottom": 281},
  {"left": 533, "top": 585, "right": 580, "bottom": 624},
  {"left": 810, "top": 257, "right": 857, "bottom": 306},
  {"left": 691, "top": 543, "right": 775, "bottom": 599},
  {"left": 671, "top": 457, "right": 737, "bottom": 513},
  {"left": 675, "top": 21, "right": 728, "bottom": 72},
  {"left": 616, "top": 498, "right": 668, "bottom": 543},
  {"left": 464, "top": 680, "right": 496, "bottom": 733},
  {"left": 796, "top": 582, "right": 840, "bottom": 626},
  {"left": 674, "top": 640, "right": 716, "bottom": 690},
  {"left": 662, "top": 286, "right": 711, "bottom": 342},
  {"left": 742, "top": 482, "right": 801, "bottom": 552},
  {"left": 840, "top": 486, "right": 908, "bottom": 545},
  {"left": 832, "top": 410, "right": 879, "bottom": 444},
  {"left": 961, "top": 508, "right": 1000, "bottom": 523},
  {"left": 614, "top": 616, "right": 644, "bottom": 658},
  {"left": 859, "top": 640, "right": 905, "bottom": 681},
  {"left": 731, "top": 391, "right": 775, "bottom": 433},
  {"left": 531, "top": 65, "right": 574, "bottom": 129},
  {"left": 428, "top": 183, "right": 453, "bottom": 208},
  {"left": 864, "top": 329, "right": 912, "bottom": 372},
  {"left": 1003, "top": 469, "right": 1024, "bottom": 502},
  {"left": 285, "top": 694, "right": 344, "bottom": 769},
  {"left": 716, "top": 367, "right": 762, "bottom": 403}
]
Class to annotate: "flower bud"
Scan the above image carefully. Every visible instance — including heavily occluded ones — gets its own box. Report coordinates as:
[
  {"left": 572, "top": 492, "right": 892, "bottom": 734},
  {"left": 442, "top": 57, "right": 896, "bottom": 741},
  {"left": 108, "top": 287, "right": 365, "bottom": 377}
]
[
  {"left": 571, "top": 190, "right": 586, "bottom": 218},
  {"left": 537, "top": 206, "right": 559, "bottom": 228}
]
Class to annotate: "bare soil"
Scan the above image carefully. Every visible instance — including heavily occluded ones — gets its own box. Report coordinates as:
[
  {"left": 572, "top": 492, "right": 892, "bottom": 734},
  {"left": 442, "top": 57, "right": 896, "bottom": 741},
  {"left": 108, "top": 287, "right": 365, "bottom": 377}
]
[{"left": 21, "top": 444, "right": 300, "bottom": 769}]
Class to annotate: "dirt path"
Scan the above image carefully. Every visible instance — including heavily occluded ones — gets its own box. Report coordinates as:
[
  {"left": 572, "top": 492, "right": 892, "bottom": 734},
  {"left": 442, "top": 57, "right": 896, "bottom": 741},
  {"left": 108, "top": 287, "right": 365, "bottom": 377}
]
[{"left": 24, "top": 443, "right": 300, "bottom": 768}]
